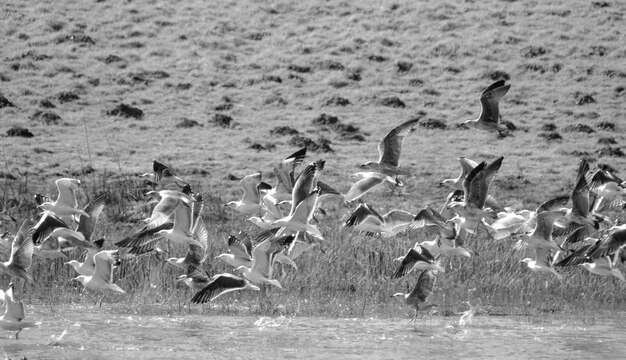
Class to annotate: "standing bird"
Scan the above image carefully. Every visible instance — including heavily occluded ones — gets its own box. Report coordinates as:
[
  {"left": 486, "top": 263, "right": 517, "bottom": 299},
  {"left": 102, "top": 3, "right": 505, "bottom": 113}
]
[
  {"left": 392, "top": 270, "right": 438, "bottom": 322},
  {"left": 0, "top": 220, "right": 34, "bottom": 284},
  {"left": 461, "top": 80, "right": 511, "bottom": 137},
  {"left": 72, "top": 250, "right": 126, "bottom": 307},
  {"left": 0, "top": 283, "right": 38, "bottom": 340}
]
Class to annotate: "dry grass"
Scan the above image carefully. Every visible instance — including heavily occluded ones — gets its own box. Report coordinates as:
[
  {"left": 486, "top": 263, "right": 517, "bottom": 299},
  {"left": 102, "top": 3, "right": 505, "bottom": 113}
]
[{"left": 1, "top": 0, "right": 626, "bottom": 317}]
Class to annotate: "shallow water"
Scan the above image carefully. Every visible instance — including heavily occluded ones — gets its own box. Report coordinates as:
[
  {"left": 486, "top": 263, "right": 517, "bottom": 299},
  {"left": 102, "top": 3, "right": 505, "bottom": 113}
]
[{"left": 2, "top": 306, "right": 626, "bottom": 359}]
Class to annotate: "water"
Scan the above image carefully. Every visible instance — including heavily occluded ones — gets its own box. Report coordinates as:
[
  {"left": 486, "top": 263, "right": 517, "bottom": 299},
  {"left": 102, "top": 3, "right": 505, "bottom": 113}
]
[{"left": 2, "top": 306, "right": 626, "bottom": 359}]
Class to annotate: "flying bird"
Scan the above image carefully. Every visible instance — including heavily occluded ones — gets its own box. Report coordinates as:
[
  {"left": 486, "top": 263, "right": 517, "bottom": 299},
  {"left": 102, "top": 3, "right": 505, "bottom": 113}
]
[
  {"left": 461, "top": 80, "right": 511, "bottom": 137},
  {"left": 72, "top": 250, "right": 126, "bottom": 307},
  {"left": 359, "top": 118, "right": 419, "bottom": 182},
  {"left": 190, "top": 273, "right": 260, "bottom": 303}
]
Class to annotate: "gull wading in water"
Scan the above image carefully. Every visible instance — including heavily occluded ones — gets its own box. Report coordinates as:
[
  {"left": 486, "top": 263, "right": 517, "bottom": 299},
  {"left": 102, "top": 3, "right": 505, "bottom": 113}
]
[
  {"left": 461, "top": 80, "right": 511, "bottom": 137},
  {"left": 0, "top": 283, "right": 38, "bottom": 340},
  {"left": 392, "top": 269, "right": 438, "bottom": 322}
]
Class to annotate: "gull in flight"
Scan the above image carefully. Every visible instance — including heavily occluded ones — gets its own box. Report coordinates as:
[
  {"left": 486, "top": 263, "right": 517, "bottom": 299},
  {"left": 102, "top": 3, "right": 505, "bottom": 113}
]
[
  {"left": 235, "top": 234, "right": 295, "bottom": 289},
  {"left": 360, "top": 118, "right": 419, "bottom": 178},
  {"left": 140, "top": 158, "right": 188, "bottom": 187},
  {"left": 461, "top": 80, "right": 511, "bottom": 137},
  {"left": 0, "top": 283, "right": 38, "bottom": 340},
  {"left": 392, "top": 269, "right": 438, "bottom": 322},
  {"left": 271, "top": 160, "right": 326, "bottom": 239},
  {"left": 520, "top": 248, "right": 562, "bottom": 281},
  {"left": 391, "top": 244, "right": 444, "bottom": 278},
  {"left": 343, "top": 203, "right": 415, "bottom": 237},
  {"left": 0, "top": 220, "right": 34, "bottom": 284},
  {"left": 37, "top": 178, "right": 89, "bottom": 220},
  {"left": 446, "top": 156, "right": 504, "bottom": 226},
  {"left": 264, "top": 147, "right": 307, "bottom": 204},
  {"left": 344, "top": 172, "right": 400, "bottom": 203},
  {"left": 557, "top": 225, "right": 626, "bottom": 281},
  {"left": 225, "top": 172, "right": 271, "bottom": 216},
  {"left": 440, "top": 157, "right": 479, "bottom": 190},
  {"left": 190, "top": 273, "right": 260, "bottom": 303},
  {"left": 350, "top": 119, "right": 419, "bottom": 200},
  {"left": 72, "top": 250, "right": 126, "bottom": 307},
  {"left": 66, "top": 240, "right": 116, "bottom": 276},
  {"left": 215, "top": 233, "right": 253, "bottom": 269}
]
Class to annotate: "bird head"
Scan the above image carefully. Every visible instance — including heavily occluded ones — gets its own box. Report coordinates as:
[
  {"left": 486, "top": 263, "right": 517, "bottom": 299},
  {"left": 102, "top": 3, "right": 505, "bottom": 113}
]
[{"left": 71, "top": 276, "right": 87, "bottom": 285}]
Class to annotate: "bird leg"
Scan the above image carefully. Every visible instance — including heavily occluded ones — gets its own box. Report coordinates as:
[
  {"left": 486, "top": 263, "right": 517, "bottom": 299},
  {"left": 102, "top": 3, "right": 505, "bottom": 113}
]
[
  {"left": 410, "top": 309, "right": 418, "bottom": 324},
  {"left": 14, "top": 328, "right": 22, "bottom": 340},
  {"left": 98, "top": 293, "right": 106, "bottom": 308}
]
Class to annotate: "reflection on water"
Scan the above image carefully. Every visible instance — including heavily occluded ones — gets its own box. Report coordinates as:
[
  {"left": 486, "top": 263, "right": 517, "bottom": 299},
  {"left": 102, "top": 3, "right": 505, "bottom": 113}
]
[{"left": 2, "top": 305, "right": 626, "bottom": 359}]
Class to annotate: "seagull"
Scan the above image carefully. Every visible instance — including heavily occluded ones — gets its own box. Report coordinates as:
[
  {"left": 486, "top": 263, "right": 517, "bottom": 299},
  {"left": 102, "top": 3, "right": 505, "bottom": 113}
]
[
  {"left": 190, "top": 273, "right": 260, "bottom": 303},
  {"left": 461, "top": 80, "right": 511, "bottom": 137},
  {"left": 391, "top": 244, "right": 444, "bottom": 278},
  {"left": 37, "top": 178, "right": 89, "bottom": 220},
  {"left": 140, "top": 158, "right": 188, "bottom": 187},
  {"left": 343, "top": 203, "right": 415, "bottom": 237},
  {"left": 520, "top": 248, "right": 562, "bottom": 281},
  {"left": 32, "top": 192, "right": 108, "bottom": 250},
  {"left": 72, "top": 250, "right": 126, "bottom": 307},
  {"left": 235, "top": 234, "right": 295, "bottom": 288},
  {"left": 392, "top": 269, "right": 437, "bottom": 322},
  {"left": 359, "top": 118, "right": 419, "bottom": 180},
  {"left": 215, "top": 233, "right": 253, "bottom": 269},
  {"left": 31, "top": 211, "right": 85, "bottom": 247},
  {"left": 579, "top": 255, "right": 625, "bottom": 282},
  {"left": 66, "top": 240, "right": 116, "bottom": 277},
  {"left": 270, "top": 160, "right": 326, "bottom": 239},
  {"left": 481, "top": 209, "right": 535, "bottom": 240},
  {"left": 177, "top": 268, "right": 211, "bottom": 290},
  {"left": 0, "top": 283, "right": 38, "bottom": 340},
  {"left": 0, "top": 220, "right": 34, "bottom": 283},
  {"left": 343, "top": 172, "right": 401, "bottom": 202},
  {"left": 446, "top": 156, "right": 504, "bottom": 226},
  {"left": 264, "top": 147, "right": 307, "bottom": 204},
  {"left": 224, "top": 172, "right": 270, "bottom": 215},
  {"left": 246, "top": 193, "right": 285, "bottom": 230},
  {"left": 142, "top": 190, "right": 194, "bottom": 229},
  {"left": 440, "top": 157, "right": 479, "bottom": 190},
  {"left": 165, "top": 216, "right": 208, "bottom": 272}
]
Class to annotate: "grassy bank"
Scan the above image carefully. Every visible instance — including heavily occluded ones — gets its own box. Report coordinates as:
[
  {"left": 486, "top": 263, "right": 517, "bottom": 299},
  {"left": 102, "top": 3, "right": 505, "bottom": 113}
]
[{"left": 1, "top": 0, "right": 626, "bottom": 317}]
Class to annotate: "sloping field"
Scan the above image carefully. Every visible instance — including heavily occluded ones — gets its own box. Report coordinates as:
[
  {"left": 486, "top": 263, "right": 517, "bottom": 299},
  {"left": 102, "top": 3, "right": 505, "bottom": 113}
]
[{"left": 1, "top": 0, "right": 625, "bottom": 316}]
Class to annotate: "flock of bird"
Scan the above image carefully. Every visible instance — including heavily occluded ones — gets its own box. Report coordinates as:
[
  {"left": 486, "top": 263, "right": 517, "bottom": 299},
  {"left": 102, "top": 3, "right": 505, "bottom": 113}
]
[{"left": 1, "top": 79, "right": 625, "bottom": 338}]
